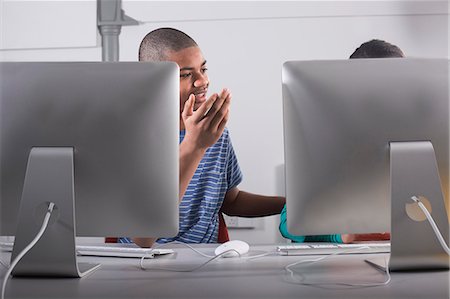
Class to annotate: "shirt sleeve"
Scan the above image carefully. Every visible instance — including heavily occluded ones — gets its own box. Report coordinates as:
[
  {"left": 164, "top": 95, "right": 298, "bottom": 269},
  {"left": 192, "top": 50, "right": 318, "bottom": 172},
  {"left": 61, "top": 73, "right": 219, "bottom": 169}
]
[
  {"left": 279, "top": 205, "right": 343, "bottom": 243},
  {"left": 304, "top": 234, "right": 343, "bottom": 243},
  {"left": 225, "top": 132, "right": 243, "bottom": 191},
  {"left": 279, "top": 205, "right": 306, "bottom": 242}
]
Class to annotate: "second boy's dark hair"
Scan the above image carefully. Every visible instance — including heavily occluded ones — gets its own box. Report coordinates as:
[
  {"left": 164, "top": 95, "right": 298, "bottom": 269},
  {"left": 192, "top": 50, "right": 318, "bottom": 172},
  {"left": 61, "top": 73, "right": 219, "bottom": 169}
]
[{"left": 350, "top": 39, "right": 405, "bottom": 59}]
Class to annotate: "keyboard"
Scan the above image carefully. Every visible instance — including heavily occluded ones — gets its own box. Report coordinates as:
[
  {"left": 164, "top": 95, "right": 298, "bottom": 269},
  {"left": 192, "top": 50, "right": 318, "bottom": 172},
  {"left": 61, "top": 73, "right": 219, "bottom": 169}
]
[
  {"left": 276, "top": 242, "right": 390, "bottom": 256},
  {"left": 0, "top": 242, "right": 174, "bottom": 259}
]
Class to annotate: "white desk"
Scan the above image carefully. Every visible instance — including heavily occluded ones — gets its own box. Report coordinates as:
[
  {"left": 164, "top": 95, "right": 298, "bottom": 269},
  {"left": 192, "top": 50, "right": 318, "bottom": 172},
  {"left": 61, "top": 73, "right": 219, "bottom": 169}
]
[{"left": 1, "top": 244, "right": 449, "bottom": 299}]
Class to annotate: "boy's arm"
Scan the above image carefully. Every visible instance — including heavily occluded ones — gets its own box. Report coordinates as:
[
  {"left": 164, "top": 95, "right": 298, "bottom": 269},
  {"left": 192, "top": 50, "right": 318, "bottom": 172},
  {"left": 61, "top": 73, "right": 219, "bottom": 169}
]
[
  {"left": 221, "top": 187, "right": 285, "bottom": 217},
  {"left": 340, "top": 233, "right": 391, "bottom": 243},
  {"left": 279, "top": 205, "right": 306, "bottom": 242},
  {"left": 278, "top": 204, "right": 341, "bottom": 243},
  {"left": 278, "top": 205, "right": 388, "bottom": 244},
  {"left": 132, "top": 237, "right": 158, "bottom": 248}
]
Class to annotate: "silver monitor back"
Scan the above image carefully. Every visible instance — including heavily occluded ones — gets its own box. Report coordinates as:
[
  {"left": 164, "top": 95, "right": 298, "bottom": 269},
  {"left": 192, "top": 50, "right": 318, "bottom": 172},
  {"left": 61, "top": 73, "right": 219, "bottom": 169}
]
[
  {"left": 282, "top": 58, "right": 449, "bottom": 237},
  {"left": 0, "top": 62, "right": 180, "bottom": 238}
]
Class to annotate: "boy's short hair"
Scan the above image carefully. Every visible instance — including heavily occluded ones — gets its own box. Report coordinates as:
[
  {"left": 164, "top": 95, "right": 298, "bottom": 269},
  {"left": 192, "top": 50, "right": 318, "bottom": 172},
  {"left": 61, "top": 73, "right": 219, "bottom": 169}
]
[
  {"left": 350, "top": 39, "right": 405, "bottom": 59},
  {"left": 139, "top": 27, "right": 198, "bottom": 61}
]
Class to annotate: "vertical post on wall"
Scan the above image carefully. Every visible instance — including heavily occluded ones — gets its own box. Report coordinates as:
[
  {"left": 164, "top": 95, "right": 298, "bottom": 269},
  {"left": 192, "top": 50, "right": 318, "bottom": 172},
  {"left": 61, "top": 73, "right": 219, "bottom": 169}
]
[{"left": 97, "top": 0, "right": 140, "bottom": 62}]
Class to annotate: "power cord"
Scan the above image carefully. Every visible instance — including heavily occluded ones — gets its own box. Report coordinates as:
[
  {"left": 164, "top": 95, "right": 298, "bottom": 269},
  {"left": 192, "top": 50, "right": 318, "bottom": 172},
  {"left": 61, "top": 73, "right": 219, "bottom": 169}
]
[
  {"left": 1, "top": 202, "right": 55, "bottom": 299},
  {"left": 285, "top": 246, "right": 391, "bottom": 287},
  {"left": 411, "top": 196, "right": 450, "bottom": 255}
]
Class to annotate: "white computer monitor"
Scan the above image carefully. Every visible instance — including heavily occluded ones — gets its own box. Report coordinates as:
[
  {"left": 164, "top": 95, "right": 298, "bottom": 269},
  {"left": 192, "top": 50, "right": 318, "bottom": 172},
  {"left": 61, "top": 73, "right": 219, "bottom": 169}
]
[
  {"left": 282, "top": 58, "right": 449, "bottom": 270},
  {"left": 0, "top": 62, "right": 180, "bottom": 277}
]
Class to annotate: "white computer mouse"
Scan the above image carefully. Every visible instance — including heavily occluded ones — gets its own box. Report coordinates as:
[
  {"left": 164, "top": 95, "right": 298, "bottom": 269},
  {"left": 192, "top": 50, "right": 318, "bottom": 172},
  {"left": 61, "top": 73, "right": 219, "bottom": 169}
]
[{"left": 214, "top": 240, "right": 250, "bottom": 258}]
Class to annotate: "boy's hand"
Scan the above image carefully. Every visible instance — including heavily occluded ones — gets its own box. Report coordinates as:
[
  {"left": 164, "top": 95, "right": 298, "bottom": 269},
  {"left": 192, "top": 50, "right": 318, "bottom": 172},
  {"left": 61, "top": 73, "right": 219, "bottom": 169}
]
[{"left": 181, "top": 88, "right": 231, "bottom": 150}]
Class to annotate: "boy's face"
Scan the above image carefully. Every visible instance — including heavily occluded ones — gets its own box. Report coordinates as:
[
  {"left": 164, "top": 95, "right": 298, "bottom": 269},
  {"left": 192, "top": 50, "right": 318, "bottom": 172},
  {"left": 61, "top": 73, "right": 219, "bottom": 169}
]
[{"left": 165, "top": 46, "right": 209, "bottom": 113}]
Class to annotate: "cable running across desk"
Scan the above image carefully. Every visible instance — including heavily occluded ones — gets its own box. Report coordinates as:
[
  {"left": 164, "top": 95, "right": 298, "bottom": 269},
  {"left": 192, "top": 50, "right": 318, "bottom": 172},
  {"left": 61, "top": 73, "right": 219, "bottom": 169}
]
[
  {"left": 285, "top": 246, "right": 391, "bottom": 287},
  {"left": 139, "top": 241, "right": 279, "bottom": 272}
]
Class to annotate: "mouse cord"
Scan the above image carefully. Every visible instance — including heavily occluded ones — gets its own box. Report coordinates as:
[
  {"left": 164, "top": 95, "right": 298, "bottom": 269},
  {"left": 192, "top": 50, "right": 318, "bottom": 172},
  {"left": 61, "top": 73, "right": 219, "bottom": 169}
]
[
  {"left": 140, "top": 248, "right": 241, "bottom": 272},
  {"left": 164, "top": 241, "right": 216, "bottom": 258},
  {"left": 149, "top": 240, "right": 279, "bottom": 260},
  {"left": 144, "top": 240, "right": 216, "bottom": 258},
  {"left": 139, "top": 241, "right": 278, "bottom": 271},
  {"left": 241, "top": 251, "right": 279, "bottom": 260}
]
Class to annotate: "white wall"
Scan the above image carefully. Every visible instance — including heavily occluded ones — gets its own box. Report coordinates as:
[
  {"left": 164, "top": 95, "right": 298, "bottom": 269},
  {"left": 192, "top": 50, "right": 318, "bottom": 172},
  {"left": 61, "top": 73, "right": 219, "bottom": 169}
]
[{"left": 1, "top": 0, "right": 448, "bottom": 244}]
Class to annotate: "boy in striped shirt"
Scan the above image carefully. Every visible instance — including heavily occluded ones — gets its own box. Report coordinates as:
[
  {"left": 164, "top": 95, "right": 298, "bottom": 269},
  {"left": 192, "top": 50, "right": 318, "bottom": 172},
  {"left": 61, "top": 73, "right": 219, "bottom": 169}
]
[{"left": 127, "top": 28, "right": 286, "bottom": 247}]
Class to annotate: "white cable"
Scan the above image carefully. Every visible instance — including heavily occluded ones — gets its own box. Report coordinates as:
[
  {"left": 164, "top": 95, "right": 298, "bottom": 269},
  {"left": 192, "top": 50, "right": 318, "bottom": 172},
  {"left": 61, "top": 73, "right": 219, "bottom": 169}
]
[
  {"left": 137, "top": 240, "right": 215, "bottom": 258},
  {"left": 140, "top": 248, "right": 241, "bottom": 272},
  {"left": 138, "top": 239, "right": 278, "bottom": 271},
  {"left": 285, "top": 246, "right": 391, "bottom": 287},
  {"left": 1, "top": 202, "right": 55, "bottom": 299},
  {"left": 156, "top": 241, "right": 216, "bottom": 258},
  {"left": 411, "top": 196, "right": 450, "bottom": 255},
  {"left": 147, "top": 240, "right": 277, "bottom": 260},
  {"left": 241, "top": 251, "right": 279, "bottom": 260}
]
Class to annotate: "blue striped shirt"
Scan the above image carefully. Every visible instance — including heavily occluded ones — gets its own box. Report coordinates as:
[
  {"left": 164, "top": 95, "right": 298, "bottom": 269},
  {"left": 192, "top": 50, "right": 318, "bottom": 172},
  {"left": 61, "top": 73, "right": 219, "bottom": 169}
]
[{"left": 120, "top": 127, "right": 242, "bottom": 244}]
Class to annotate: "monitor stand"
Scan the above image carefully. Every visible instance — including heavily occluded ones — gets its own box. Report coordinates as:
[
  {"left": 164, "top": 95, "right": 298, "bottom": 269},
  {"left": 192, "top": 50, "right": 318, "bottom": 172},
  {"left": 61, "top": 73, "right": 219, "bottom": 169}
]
[
  {"left": 11, "top": 147, "right": 100, "bottom": 277},
  {"left": 388, "top": 141, "right": 449, "bottom": 271}
]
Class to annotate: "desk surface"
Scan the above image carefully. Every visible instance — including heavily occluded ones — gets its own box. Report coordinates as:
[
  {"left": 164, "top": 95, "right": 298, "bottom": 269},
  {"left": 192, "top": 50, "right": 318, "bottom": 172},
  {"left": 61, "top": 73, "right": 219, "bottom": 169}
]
[{"left": 1, "top": 243, "right": 449, "bottom": 299}]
